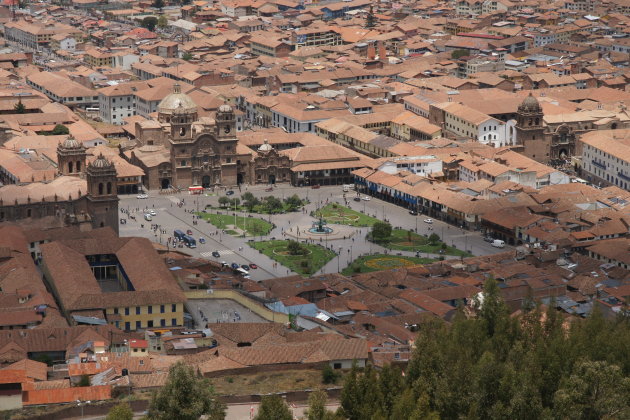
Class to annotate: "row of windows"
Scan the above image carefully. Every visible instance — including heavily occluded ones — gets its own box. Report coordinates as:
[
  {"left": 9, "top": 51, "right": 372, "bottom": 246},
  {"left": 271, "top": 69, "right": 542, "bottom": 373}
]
[
  {"left": 114, "top": 304, "right": 177, "bottom": 316},
  {"left": 122, "top": 318, "right": 177, "bottom": 330}
]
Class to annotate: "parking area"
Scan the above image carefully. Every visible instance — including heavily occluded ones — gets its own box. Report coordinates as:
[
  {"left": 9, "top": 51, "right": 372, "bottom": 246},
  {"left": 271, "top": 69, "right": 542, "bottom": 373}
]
[{"left": 186, "top": 299, "right": 268, "bottom": 328}]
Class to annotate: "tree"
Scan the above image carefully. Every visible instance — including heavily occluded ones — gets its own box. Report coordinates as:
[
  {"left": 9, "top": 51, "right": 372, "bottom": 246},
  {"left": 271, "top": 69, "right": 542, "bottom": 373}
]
[
  {"left": 305, "top": 390, "right": 328, "bottom": 420},
  {"left": 322, "top": 364, "right": 338, "bottom": 384},
  {"left": 263, "top": 196, "right": 283, "bottom": 213},
  {"left": 371, "top": 221, "right": 392, "bottom": 243},
  {"left": 428, "top": 233, "right": 440, "bottom": 245},
  {"left": 553, "top": 360, "right": 630, "bottom": 420},
  {"left": 254, "top": 395, "right": 292, "bottom": 420},
  {"left": 51, "top": 124, "right": 69, "bottom": 135},
  {"left": 106, "top": 402, "right": 133, "bottom": 420},
  {"left": 147, "top": 361, "right": 225, "bottom": 420},
  {"left": 182, "top": 52, "right": 194, "bottom": 61},
  {"left": 242, "top": 192, "right": 259, "bottom": 211},
  {"left": 229, "top": 197, "right": 240, "bottom": 208},
  {"left": 152, "top": 0, "right": 164, "bottom": 9},
  {"left": 284, "top": 194, "right": 303, "bottom": 211},
  {"left": 287, "top": 240, "right": 304, "bottom": 256},
  {"left": 14, "top": 99, "right": 26, "bottom": 114},
  {"left": 476, "top": 276, "right": 509, "bottom": 337},
  {"left": 77, "top": 374, "right": 90, "bottom": 387},
  {"left": 157, "top": 15, "right": 168, "bottom": 28},
  {"left": 451, "top": 49, "right": 469, "bottom": 59},
  {"left": 218, "top": 196, "right": 230, "bottom": 208},
  {"left": 141, "top": 16, "right": 159, "bottom": 32}
]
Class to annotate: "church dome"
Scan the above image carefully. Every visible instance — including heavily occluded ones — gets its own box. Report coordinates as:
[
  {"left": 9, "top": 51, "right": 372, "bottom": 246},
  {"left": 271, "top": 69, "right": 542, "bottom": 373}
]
[
  {"left": 519, "top": 93, "right": 542, "bottom": 113},
  {"left": 91, "top": 153, "right": 113, "bottom": 169},
  {"left": 258, "top": 139, "right": 273, "bottom": 152},
  {"left": 61, "top": 136, "right": 81, "bottom": 149},
  {"left": 158, "top": 83, "right": 198, "bottom": 115}
]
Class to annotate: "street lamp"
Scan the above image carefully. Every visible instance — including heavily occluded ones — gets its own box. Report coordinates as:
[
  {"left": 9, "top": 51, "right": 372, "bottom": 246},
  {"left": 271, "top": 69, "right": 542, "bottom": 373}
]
[{"left": 77, "top": 400, "right": 91, "bottom": 418}]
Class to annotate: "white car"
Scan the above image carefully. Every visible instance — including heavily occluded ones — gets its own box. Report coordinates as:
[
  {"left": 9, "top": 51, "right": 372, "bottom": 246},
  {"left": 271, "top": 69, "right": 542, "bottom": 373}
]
[
  {"left": 137, "top": 194, "right": 148, "bottom": 199},
  {"left": 149, "top": 210, "right": 157, "bottom": 216},
  {"left": 424, "top": 218, "right": 433, "bottom": 224},
  {"left": 362, "top": 196, "right": 371, "bottom": 201},
  {"left": 144, "top": 214, "right": 152, "bottom": 221}
]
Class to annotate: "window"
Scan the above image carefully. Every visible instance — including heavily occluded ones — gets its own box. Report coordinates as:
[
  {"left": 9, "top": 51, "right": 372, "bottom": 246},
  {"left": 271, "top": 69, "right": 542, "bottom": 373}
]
[
  {"left": 135, "top": 320, "right": 141, "bottom": 329},
  {"left": 171, "top": 318, "right": 177, "bottom": 326},
  {"left": 172, "top": 304, "right": 177, "bottom": 312},
  {"left": 125, "top": 307, "right": 129, "bottom": 315},
  {"left": 148, "top": 320, "right": 154, "bottom": 328},
  {"left": 160, "top": 319, "right": 166, "bottom": 327},
  {"left": 125, "top": 322, "right": 130, "bottom": 330},
  {"left": 160, "top": 305, "right": 165, "bottom": 313},
  {"left": 136, "top": 307, "right": 140, "bottom": 315},
  {"left": 113, "top": 308, "right": 118, "bottom": 314}
]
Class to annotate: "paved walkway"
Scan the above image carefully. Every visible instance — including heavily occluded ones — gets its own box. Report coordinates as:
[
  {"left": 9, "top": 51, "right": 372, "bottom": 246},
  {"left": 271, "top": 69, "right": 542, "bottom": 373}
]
[{"left": 119, "top": 184, "right": 506, "bottom": 281}]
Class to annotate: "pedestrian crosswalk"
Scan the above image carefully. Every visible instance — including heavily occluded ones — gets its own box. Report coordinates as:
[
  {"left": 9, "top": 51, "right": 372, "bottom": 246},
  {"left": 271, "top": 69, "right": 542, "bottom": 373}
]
[{"left": 200, "top": 250, "right": 235, "bottom": 258}]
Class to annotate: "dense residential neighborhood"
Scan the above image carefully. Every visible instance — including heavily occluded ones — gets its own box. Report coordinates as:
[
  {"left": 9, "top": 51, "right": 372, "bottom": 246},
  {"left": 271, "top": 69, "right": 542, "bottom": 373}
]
[{"left": 0, "top": 0, "right": 629, "bottom": 418}]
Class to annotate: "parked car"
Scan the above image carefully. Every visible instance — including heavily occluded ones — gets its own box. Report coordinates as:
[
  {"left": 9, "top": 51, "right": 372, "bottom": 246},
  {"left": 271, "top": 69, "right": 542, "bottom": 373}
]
[
  {"left": 144, "top": 214, "right": 152, "bottom": 221},
  {"left": 424, "top": 218, "right": 433, "bottom": 224},
  {"left": 226, "top": 190, "right": 234, "bottom": 196},
  {"left": 187, "top": 229, "right": 193, "bottom": 235},
  {"left": 249, "top": 263, "right": 258, "bottom": 269},
  {"left": 149, "top": 210, "right": 157, "bottom": 216},
  {"left": 483, "top": 236, "right": 494, "bottom": 243},
  {"left": 137, "top": 194, "right": 148, "bottom": 199},
  {"left": 311, "top": 184, "right": 320, "bottom": 189},
  {"left": 241, "top": 264, "right": 250, "bottom": 271},
  {"left": 353, "top": 197, "right": 361, "bottom": 202},
  {"left": 409, "top": 210, "right": 418, "bottom": 216},
  {"left": 362, "top": 196, "right": 371, "bottom": 201},
  {"left": 199, "top": 238, "right": 206, "bottom": 244},
  {"left": 492, "top": 239, "right": 505, "bottom": 248},
  {"left": 212, "top": 251, "right": 220, "bottom": 257},
  {"left": 230, "top": 262, "right": 239, "bottom": 270}
]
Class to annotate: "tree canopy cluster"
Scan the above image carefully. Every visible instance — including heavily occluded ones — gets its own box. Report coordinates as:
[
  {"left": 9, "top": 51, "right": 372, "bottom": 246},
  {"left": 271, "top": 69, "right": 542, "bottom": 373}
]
[{"left": 338, "top": 278, "right": 630, "bottom": 420}]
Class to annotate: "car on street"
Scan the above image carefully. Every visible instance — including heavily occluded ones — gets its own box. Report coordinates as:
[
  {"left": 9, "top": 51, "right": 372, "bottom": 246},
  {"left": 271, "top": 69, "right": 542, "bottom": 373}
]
[
  {"left": 186, "top": 229, "right": 193, "bottom": 235},
  {"left": 249, "top": 263, "right": 258, "bottom": 269},
  {"left": 149, "top": 210, "right": 156, "bottom": 216},
  {"left": 144, "top": 214, "right": 152, "bottom": 221},
  {"left": 230, "top": 262, "right": 239, "bottom": 270},
  {"left": 137, "top": 194, "right": 148, "bottom": 199},
  {"left": 424, "top": 218, "right": 433, "bottom": 224},
  {"left": 311, "top": 184, "right": 320, "bottom": 189},
  {"left": 226, "top": 190, "right": 234, "bottom": 196},
  {"left": 199, "top": 238, "right": 206, "bottom": 244},
  {"left": 409, "top": 210, "right": 418, "bottom": 215},
  {"left": 212, "top": 251, "right": 220, "bottom": 257},
  {"left": 362, "top": 196, "right": 371, "bottom": 201},
  {"left": 353, "top": 197, "right": 361, "bottom": 202},
  {"left": 483, "top": 236, "right": 494, "bottom": 243},
  {"left": 241, "top": 264, "right": 250, "bottom": 270}
]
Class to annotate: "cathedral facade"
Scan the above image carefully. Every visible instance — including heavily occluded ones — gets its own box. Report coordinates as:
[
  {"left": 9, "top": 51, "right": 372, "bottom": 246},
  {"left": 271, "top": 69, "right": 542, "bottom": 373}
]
[{"left": 128, "top": 85, "right": 291, "bottom": 190}]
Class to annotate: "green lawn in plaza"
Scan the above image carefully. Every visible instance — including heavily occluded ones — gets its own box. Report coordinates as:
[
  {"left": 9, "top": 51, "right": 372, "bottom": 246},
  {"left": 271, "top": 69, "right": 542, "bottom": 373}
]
[
  {"left": 313, "top": 203, "right": 380, "bottom": 227},
  {"left": 342, "top": 254, "right": 436, "bottom": 275},
  {"left": 196, "top": 212, "right": 273, "bottom": 237},
  {"left": 249, "top": 240, "right": 336, "bottom": 276},
  {"left": 373, "top": 228, "right": 472, "bottom": 257}
]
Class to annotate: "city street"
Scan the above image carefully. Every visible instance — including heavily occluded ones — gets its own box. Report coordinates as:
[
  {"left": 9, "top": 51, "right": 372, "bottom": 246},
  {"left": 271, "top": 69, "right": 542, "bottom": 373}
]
[{"left": 119, "top": 184, "right": 507, "bottom": 281}]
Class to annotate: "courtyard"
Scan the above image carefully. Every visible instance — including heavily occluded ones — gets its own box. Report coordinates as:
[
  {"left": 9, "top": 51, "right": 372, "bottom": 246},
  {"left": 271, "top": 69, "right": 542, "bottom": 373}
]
[
  {"left": 314, "top": 203, "right": 379, "bottom": 227},
  {"left": 186, "top": 298, "right": 267, "bottom": 329}
]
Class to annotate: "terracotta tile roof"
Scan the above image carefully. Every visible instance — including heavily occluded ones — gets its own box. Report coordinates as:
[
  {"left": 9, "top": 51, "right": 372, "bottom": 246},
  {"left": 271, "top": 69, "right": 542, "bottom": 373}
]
[
  {"left": 23, "top": 384, "right": 111, "bottom": 405},
  {"left": 2, "top": 359, "right": 47, "bottom": 381}
]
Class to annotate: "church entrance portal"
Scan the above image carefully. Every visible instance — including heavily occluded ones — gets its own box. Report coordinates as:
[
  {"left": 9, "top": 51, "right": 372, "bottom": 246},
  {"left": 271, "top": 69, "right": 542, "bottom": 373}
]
[
  {"left": 269, "top": 175, "right": 276, "bottom": 185},
  {"left": 202, "top": 175, "right": 211, "bottom": 188},
  {"left": 237, "top": 173, "right": 244, "bottom": 185},
  {"left": 161, "top": 178, "right": 170, "bottom": 189}
]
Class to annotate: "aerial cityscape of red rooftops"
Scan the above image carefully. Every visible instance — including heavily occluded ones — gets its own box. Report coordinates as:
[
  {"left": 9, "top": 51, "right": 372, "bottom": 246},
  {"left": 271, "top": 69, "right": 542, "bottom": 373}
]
[{"left": 0, "top": 0, "right": 629, "bottom": 418}]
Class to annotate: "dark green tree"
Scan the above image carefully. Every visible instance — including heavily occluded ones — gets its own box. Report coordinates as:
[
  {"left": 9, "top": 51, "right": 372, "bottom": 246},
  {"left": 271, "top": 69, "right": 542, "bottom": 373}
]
[
  {"left": 263, "top": 196, "right": 283, "bottom": 213},
  {"left": 77, "top": 374, "right": 90, "bottom": 387},
  {"left": 14, "top": 99, "right": 26, "bottom": 114},
  {"left": 377, "top": 364, "right": 404, "bottom": 417},
  {"left": 305, "top": 389, "right": 332, "bottom": 420},
  {"left": 157, "top": 14, "right": 168, "bottom": 28},
  {"left": 254, "top": 395, "right": 292, "bottom": 420},
  {"left": 241, "top": 192, "right": 259, "bottom": 211},
  {"left": 141, "top": 16, "right": 159, "bottom": 32},
  {"left": 182, "top": 52, "right": 194, "bottom": 61},
  {"left": 371, "top": 221, "right": 392, "bottom": 243},
  {"left": 51, "top": 124, "right": 69, "bottom": 135},
  {"left": 322, "top": 364, "right": 338, "bottom": 384},
  {"left": 152, "top": 0, "right": 164, "bottom": 9},
  {"left": 218, "top": 196, "right": 230, "bottom": 208},
  {"left": 287, "top": 240, "right": 304, "bottom": 256},
  {"left": 428, "top": 233, "right": 440, "bottom": 245},
  {"left": 451, "top": 49, "right": 469, "bottom": 59},
  {"left": 229, "top": 197, "right": 240, "bottom": 208},
  {"left": 147, "top": 361, "right": 225, "bottom": 420},
  {"left": 284, "top": 194, "right": 303, "bottom": 211},
  {"left": 105, "top": 402, "right": 133, "bottom": 420}
]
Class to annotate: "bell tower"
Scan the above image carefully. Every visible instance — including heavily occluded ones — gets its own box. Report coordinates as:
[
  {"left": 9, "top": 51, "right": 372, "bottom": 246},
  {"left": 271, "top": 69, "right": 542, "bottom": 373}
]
[
  {"left": 515, "top": 93, "right": 548, "bottom": 162},
  {"left": 86, "top": 154, "right": 119, "bottom": 233},
  {"left": 56, "top": 136, "right": 86, "bottom": 177},
  {"left": 214, "top": 104, "right": 238, "bottom": 186}
]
